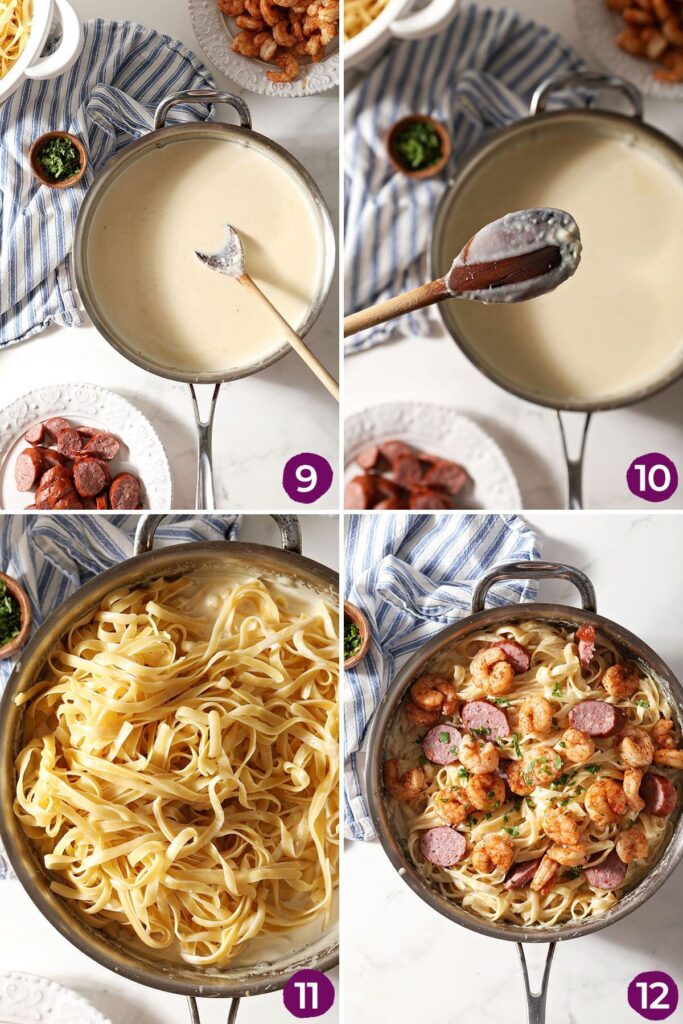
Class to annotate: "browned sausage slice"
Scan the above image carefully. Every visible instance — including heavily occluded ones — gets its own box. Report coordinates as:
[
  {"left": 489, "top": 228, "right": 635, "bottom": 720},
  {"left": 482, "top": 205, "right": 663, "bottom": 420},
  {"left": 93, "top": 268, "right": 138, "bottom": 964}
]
[
  {"left": 504, "top": 858, "right": 543, "bottom": 890},
  {"left": 43, "top": 417, "right": 72, "bottom": 442},
  {"left": 344, "top": 474, "right": 376, "bottom": 510},
  {"left": 41, "top": 449, "right": 68, "bottom": 470},
  {"left": 422, "top": 460, "right": 470, "bottom": 496},
  {"left": 408, "top": 487, "right": 452, "bottom": 510},
  {"left": 640, "top": 772, "right": 676, "bottom": 816},
  {"left": 53, "top": 493, "right": 85, "bottom": 510},
  {"left": 460, "top": 699, "right": 510, "bottom": 739},
  {"left": 576, "top": 624, "right": 596, "bottom": 670},
  {"left": 109, "top": 472, "right": 142, "bottom": 510},
  {"left": 82, "top": 432, "right": 120, "bottom": 461},
  {"left": 420, "top": 826, "right": 467, "bottom": 867},
  {"left": 14, "top": 448, "right": 44, "bottom": 491},
  {"left": 381, "top": 440, "right": 414, "bottom": 464},
  {"left": 374, "top": 498, "right": 404, "bottom": 509},
  {"left": 73, "top": 458, "right": 110, "bottom": 498},
  {"left": 568, "top": 700, "right": 626, "bottom": 738},
  {"left": 38, "top": 465, "right": 71, "bottom": 489},
  {"left": 422, "top": 724, "right": 462, "bottom": 765},
  {"left": 356, "top": 444, "right": 386, "bottom": 472},
  {"left": 95, "top": 493, "right": 110, "bottom": 510},
  {"left": 392, "top": 455, "right": 425, "bottom": 487},
  {"left": 492, "top": 639, "right": 531, "bottom": 674},
  {"left": 24, "top": 423, "right": 46, "bottom": 445},
  {"left": 56, "top": 428, "right": 84, "bottom": 459},
  {"left": 584, "top": 850, "right": 628, "bottom": 890},
  {"left": 76, "top": 425, "right": 99, "bottom": 439}
]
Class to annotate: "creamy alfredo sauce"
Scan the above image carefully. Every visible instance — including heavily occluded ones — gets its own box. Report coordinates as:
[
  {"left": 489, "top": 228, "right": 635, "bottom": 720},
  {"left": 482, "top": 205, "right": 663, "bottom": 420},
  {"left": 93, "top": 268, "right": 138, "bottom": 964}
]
[
  {"left": 438, "top": 126, "right": 683, "bottom": 405},
  {"left": 87, "top": 137, "right": 323, "bottom": 375}
]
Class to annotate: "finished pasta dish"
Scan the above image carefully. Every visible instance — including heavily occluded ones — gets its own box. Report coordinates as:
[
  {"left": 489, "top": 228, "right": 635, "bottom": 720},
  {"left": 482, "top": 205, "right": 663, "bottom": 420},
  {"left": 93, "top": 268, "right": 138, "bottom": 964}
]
[
  {"left": 383, "top": 621, "right": 682, "bottom": 927},
  {"left": 0, "top": 0, "right": 31, "bottom": 80},
  {"left": 14, "top": 571, "right": 339, "bottom": 966}
]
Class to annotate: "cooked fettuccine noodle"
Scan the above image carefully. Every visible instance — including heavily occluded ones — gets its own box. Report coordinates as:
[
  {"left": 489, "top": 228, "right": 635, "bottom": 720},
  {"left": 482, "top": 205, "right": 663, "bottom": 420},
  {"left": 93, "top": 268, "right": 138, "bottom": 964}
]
[
  {"left": 344, "top": 0, "right": 390, "bottom": 40},
  {"left": 14, "top": 572, "right": 339, "bottom": 966},
  {"left": 0, "top": 0, "right": 31, "bottom": 79}
]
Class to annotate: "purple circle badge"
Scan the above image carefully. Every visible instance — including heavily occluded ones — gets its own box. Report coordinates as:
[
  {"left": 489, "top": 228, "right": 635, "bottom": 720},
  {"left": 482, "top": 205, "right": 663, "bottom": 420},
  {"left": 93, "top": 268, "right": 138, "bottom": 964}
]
[
  {"left": 283, "top": 969, "right": 335, "bottom": 1018},
  {"left": 628, "top": 971, "right": 679, "bottom": 1020},
  {"left": 282, "top": 453, "right": 333, "bottom": 504},
  {"left": 627, "top": 453, "right": 678, "bottom": 503}
]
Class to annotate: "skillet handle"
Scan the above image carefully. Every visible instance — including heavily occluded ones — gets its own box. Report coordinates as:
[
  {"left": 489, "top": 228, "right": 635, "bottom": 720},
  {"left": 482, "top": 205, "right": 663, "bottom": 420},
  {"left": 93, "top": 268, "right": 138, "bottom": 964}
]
[
  {"left": 133, "top": 514, "right": 302, "bottom": 556},
  {"left": 557, "top": 410, "right": 592, "bottom": 511},
  {"left": 530, "top": 70, "right": 643, "bottom": 119},
  {"left": 471, "top": 560, "right": 596, "bottom": 613},
  {"left": 517, "top": 943, "right": 556, "bottom": 1024},
  {"left": 187, "top": 995, "right": 241, "bottom": 1024},
  {"left": 154, "top": 89, "right": 252, "bottom": 130}
]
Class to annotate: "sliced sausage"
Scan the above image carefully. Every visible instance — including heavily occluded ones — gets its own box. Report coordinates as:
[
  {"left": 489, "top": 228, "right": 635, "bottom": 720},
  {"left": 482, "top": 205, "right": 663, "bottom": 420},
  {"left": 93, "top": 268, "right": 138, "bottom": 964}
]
[
  {"left": 381, "top": 440, "right": 414, "bottom": 464},
  {"left": 35, "top": 474, "right": 77, "bottom": 509},
  {"left": 73, "top": 458, "right": 110, "bottom": 498},
  {"left": 53, "top": 493, "right": 84, "bottom": 510},
  {"left": 374, "top": 476, "right": 405, "bottom": 503},
  {"left": 420, "top": 826, "right": 467, "bottom": 867},
  {"left": 76, "top": 425, "right": 99, "bottom": 440},
  {"left": 422, "top": 724, "right": 463, "bottom": 765},
  {"left": 344, "top": 474, "right": 376, "bottom": 510},
  {"left": 460, "top": 699, "right": 510, "bottom": 739},
  {"left": 576, "top": 623, "right": 596, "bottom": 671},
  {"left": 374, "top": 498, "right": 404, "bottom": 509},
  {"left": 43, "top": 416, "right": 72, "bottom": 442},
  {"left": 41, "top": 449, "right": 68, "bottom": 470},
  {"left": 95, "top": 493, "right": 110, "bottom": 510},
  {"left": 584, "top": 850, "right": 628, "bottom": 890},
  {"left": 392, "top": 455, "right": 424, "bottom": 488},
  {"left": 56, "top": 428, "right": 84, "bottom": 459},
  {"left": 14, "top": 447, "right": 44, "bottom": 491},
  {"left": 82, "top": 432, "right": 120, "bottom": 460},
  {"left": 568, "top": 700, "right": 626, "bottom": 738},
  {"left": 640, "top": 772, "right": 676, "bottom": 817},
  {"left": 38, "top": 465, "right": 72, "bottom": 489},
  {"left": 504, "top": 857, "right": 543, "bottom": 890},
  {"left": 355, "top": 444, "right": 386, "bottom": 472},
  {"left": 24, "top": 422, "right": 46, "bottom": 445},
  {"left": 492, "top": 639, "right": 531, "bottom": 674},
  {"left": 422, "top": 460, "right": 469, "bottom": 496},
  {"left": 408, "top": 487, "right": 452, "bottom": 510},
  {"left": 24, "top": 503, "right": 37, "bottom": 510},
  {"left": 109, "top": 472, "right": 142, "bottom": 510}
]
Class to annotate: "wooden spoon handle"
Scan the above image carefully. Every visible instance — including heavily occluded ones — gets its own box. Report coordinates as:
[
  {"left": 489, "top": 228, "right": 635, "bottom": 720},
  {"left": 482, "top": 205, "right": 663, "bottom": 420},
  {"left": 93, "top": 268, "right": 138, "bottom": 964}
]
[
  {"left": 240, "top": 275, "right": 339, "bottom": 402},
  {"left": 344, "top": 279, "right": 448, "bottom": 338}
]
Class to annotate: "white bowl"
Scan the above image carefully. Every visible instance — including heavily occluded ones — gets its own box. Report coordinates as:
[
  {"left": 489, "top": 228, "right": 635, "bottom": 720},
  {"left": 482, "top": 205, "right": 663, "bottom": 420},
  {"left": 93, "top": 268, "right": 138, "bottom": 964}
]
[
  {"left": 344, "top": 0, "right": 460, "bottom": 72},
  {"left": 0, "top": 0, "right": 83, "bottom": 106}
]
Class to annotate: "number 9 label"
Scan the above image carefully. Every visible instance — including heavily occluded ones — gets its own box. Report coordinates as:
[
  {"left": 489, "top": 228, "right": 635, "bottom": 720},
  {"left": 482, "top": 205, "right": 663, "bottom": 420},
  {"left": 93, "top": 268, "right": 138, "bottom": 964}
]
[{"left": 283, "top": 453, "right": 333, "bottom": 504}]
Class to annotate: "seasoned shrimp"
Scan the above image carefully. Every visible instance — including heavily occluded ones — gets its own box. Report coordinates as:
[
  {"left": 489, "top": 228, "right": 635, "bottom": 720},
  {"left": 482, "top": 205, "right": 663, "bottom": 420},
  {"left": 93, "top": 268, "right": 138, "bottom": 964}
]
[
  {"left": 585, "top": 778, "right": 627, "bottom": 826},
  {"left": 410, "top": 675, "right": 458, "bottom": 715},
  {"left": 405, "top": 701, "right": 439, "bottom": 727},
  {"left": 601, "top": 662, "right": 639, "bottom": 699},
  {"left": 652, "top": 719, "right": 677, "bottom": 750},
  {"left": 383, "top": 758, "right": 426, "bottom": 802},
  {"left": 260, "top": 0, "right": 282, "bottom": 25},
  {"left": 466, "top": 772, "right": 506, "bottom": 811},
  {"left": 272, "top": 19, "right": 298, "bottom": 44},
  {"left": 235, "top": 14, "right": 266, "bottom": 28},
  {"left": 471, "top": 834, "right": 514, "bottom": 874},
  {"left": 547, "top": 842, "right": 588, "bottom": 867},
  {"left": 519, "top": 696, "right": 554, "bottom": 736},
  {"left": 561, "top": 727, "right": 595, "bottom": 765},
  {"left": 459, "top": 734, "right": 499, "bottom": 775},
  {"left": 434, "top": 787, "right": 471, "bottom": 826},
  {"left": 623, "top": 768, "right": 645, "bottom": 813},
  {"left": 505, "top": 760, "right": 535, "bottom": 797},
  {"left": 219, "top": 0, "right": 245, "bottom": 13},
  {"left": 256, "top": 32, "right": 277, "bottom": 59},
  {"left": 232, "top": 29, "right": 259, "bottom": 55},
  {"left": 543, "top": 807, "right": 582, "bottom": 846},
  {"left": 530, "top": 854, "right": 559, "bottom": 894},
  {"left": 619, "top": 728, "right": 654, "bottom": 769},
  {"left": 470, "top": 646, "right": 515, "bottom": 696},
  {"left": 525, "top": 747, "right": 565, "bottom": 787},
  {"left": 653, "top": 748, "right": 683, "bottom": 769},
  {"left": 615, "top": 826, "right": 649, "bottom": 864}
]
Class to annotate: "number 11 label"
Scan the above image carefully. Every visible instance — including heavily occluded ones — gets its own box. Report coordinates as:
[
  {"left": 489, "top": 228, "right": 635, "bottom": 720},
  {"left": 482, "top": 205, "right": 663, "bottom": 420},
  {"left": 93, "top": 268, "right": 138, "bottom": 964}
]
[{"left": 283, "top": 969, "right": 335, "bottom": 1018}]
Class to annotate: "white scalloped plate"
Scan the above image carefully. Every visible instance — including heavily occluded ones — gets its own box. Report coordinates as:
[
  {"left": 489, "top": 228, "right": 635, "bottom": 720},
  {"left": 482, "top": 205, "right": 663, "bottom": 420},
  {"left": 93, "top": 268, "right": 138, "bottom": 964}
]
[
  {"left": 575, "top": 0, "right": 683, "bottom": 100},
  {"left": 345, "top": 402, "right": 522, "bottom": 510},
  {"left": 0, "top": 973, "right": 111, "bottom": 1024},
  {"left": 0, "top": 384, "right": 172, "bottom": 511},
  {"left": 189, "top": 0, "right": 339, "bottom": 97}
]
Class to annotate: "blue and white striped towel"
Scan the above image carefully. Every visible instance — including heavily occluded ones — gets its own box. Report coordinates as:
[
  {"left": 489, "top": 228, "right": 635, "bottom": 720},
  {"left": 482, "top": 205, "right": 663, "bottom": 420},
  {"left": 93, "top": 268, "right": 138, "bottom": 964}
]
[
  {"left": 0, "top": 19, "right": 215, "bottom": 347},
  {"left": 344, "top": 512, "right": 540, "bottom": 840},
  {"left": 344, "top": 4, "right": 584, "bottom": 354},
  {"left": 0, "top": 513, "right": 239, "bottom": 879}
]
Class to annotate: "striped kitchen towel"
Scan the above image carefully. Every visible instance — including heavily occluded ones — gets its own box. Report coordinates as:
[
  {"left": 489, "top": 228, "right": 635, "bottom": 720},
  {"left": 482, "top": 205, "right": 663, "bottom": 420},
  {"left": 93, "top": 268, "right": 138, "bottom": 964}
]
[
  {"left": 344, "top": 512, "right": 540, "bottom": 840},
  {"left": 344, "top": 4, "right": 584, "bottom": 354},
  {"left": 0, "top": 19, "right": 215, "bottom": 347},
  {"left": 0, "top": 512, "right": 239, "bottom": 879}
]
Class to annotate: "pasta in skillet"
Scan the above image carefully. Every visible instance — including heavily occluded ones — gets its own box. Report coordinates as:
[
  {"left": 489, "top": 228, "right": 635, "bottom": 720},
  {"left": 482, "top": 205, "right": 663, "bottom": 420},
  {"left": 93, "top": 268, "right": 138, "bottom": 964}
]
[
  {"left": 14, "top": 572, "right": 339, "bottom": 965},
  {"left": 0, "top": 0, "right": 31, "bottom": 79},
  {"left": 384, "top": 621, "right": 682, "bottom": 927}
]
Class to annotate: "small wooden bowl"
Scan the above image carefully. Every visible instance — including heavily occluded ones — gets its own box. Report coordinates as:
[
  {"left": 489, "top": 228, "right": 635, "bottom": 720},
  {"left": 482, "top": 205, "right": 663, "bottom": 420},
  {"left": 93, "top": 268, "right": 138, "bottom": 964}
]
[
  {"left": 344, "top": 601, "right": 370, "bottom": 669},
  {"left": 0, "top": 571, "right": 32, "bottom": 660},
  {"left": 29, "top": 131, "right": 88, "bottom": 190},
  {"left": 386, "top": 114, "right": 452, "bottom": 180}
]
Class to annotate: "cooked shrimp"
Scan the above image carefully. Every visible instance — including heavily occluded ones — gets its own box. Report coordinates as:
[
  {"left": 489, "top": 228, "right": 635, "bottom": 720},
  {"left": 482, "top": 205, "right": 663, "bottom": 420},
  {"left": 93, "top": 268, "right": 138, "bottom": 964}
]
[
  {"left": 531, "top": 854, "right": 559, "bottom": 894},
  {"left": 653, "top": 748, "right": 683, "bottom": 769},
  {"left": 585, "top": 778, "right": 627, "bottom": 826},
  {"left": 410, "top": 675, "right": 458, "bottom": 715},
  {"left": 652, "top": 719, "right": 677, "bottom": 750},
  {"left": 601, "top": 662, "right": 639, "bottom": 699},
  {"left": 519, "top": 696, "right": 554, "bottom": 737},
  {"left": 260, "top": 0, "right": 282, "bottom": 25},
  {"left": 471, "top": 834, "right": 514, "bottom": 874},
  {"left": 232, "top": 29, "right": 259, "bottom": 55},
  {"left": 505, "top": 760, "right": 535, "bottom": 797},
  {"left": 561, "top": 727, "right": 595, "bottom": 765},
  {"left": 525, "top": 747, "right": 565, "bottom": 787},
  {"left": 257, "top": 33, "right": 277, "bottom": 59},
  {"left": 619, "top": 728, "right": 654, "bottom": 769},
  {"left": 405, "top": 700, "right": 439, "bottom": 727},
  {"left": 470, "top": 646, "right": 515, "bottom": 696},
  {"left": 383, "top": 758, "right": 426, "bottom": 802},
  {"left": 543, "top": 807, "right": 582, "bottom": 846},
  {"left": 548, "top": 842, "right": 588, "bottom": 867},
  {"left": 434, "top": 787, "right": 471, "bottom": 826},
  {"left": 235, "top": 14, "right": 266, "bottom": 28},
  {"left": 615, "top": 826, "right": 649, "bottom": 864},
  {"left": 466, "top": 772, "right": 506, "bottom": 811},
  {"left": 459, "top": 734, "right": 499, "bottom": 775},
  {"left": 623, "top": 768, "right": 645, "bottom": 813},
  {"left": 220, "top": 0, "right": 245, "bottom": 13},
  {"left": 272, "top": 19, "right": 298, "bottom": 44}
]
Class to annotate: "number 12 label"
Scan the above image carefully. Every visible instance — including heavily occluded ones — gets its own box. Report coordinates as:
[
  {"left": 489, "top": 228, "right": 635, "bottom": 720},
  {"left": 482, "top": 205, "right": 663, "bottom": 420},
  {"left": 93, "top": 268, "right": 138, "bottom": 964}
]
[{"left": 628, "top": 971, "right": 679, "bottom": 1020}]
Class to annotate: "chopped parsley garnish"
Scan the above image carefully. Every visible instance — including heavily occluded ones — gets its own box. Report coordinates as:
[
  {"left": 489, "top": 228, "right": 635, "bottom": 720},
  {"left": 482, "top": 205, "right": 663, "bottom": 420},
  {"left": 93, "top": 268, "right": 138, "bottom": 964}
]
[
  {"left": 636, "top": 699, "right": 650, "bottom": 710},
  {"left": 418, "top": 755, "right": 428, "bottom": 766},
  {"left": 487, "top": 696, "right": 511, "bottom": 708},
  {"left": 439, "top": 731, "right": 450, "bottom": 743},
  {"left": 343, "top": 618, "right": 362, "bottom": 660},
  {"left": 470, "top": 726, "right": 490, "bottom": 739},
  {"left": 37, "top": 135, "right": 82, "bottom": 183},
  {"left": 552, "top": 681, "right": 562, "bottom": 698},
  {"left": 525, "top": 797, "right": 536, "bottom": 810},
  {"left": 393, "top": 119, "right": 443, "bottom": 172},
  {"left": 511, "top": 732, "right": 522, "bottom": 758},
  {"left": 458, "top": 767, "right": 471, "bottom": 780},
  {"left": 564, "top": 866, "right": 583, "bottom": 880},
  {"left": 558, "top": 741, "right": 566, "bottom": 749},
  {"left": 504, "top": 826, "right": 520, "bottom": 837},
  {"left": 584, "top": 764, "right": 601, "bottom": 774},
  {"left": 0, "top": 580, "right": 21, "bottom": 647}
]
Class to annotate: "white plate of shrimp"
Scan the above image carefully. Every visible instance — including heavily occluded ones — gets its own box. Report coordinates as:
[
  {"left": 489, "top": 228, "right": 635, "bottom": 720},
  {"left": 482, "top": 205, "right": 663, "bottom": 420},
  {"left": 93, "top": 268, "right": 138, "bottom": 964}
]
[{"left": 189, "top": 0, "right": 339, "bottom": 96}]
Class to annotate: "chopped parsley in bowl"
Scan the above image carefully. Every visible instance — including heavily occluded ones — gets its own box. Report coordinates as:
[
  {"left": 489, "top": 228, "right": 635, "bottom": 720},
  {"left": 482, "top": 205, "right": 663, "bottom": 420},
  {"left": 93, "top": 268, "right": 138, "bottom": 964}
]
[{"left": 29, "top": 131, "right": 87, "bottom": 188}]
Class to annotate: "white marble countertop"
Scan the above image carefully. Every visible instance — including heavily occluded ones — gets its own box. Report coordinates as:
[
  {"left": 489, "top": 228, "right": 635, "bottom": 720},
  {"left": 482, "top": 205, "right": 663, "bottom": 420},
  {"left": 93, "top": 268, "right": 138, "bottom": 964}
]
[
  {"left": 0, "top": 0, "right": 339, "bottom": 511},
  {"left": 344, "top": 511, "right": 683, "bottom": 1022},
  {"left": 0, "top": 513, "right": 339, "bottom": 1024},
  {"left": 344, "top": 0, "right": 683, "bottom": 510}
]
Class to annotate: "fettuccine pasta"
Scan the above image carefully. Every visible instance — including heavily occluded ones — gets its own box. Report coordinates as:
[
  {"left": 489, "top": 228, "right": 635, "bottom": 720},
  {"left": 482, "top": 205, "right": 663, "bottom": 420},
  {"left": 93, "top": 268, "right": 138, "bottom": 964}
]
[
  {"left": 0, "top": 0, "right": 31, "bottom": 79},
  {"left": 344, "top": 0, "right": 390, "bottom": 41},
  {"left": 385, "top": 620, "right": 681, "bottom": 928},
  {"left": 14, "top": 572, "right": 339, "bottom": 966}
]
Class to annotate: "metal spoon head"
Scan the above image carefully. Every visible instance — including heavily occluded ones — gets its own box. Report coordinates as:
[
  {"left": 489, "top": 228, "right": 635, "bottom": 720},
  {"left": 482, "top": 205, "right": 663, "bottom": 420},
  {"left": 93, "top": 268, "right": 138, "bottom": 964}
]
[{"left": 195, "top": 224, "right": 245, "bottom": 277}]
